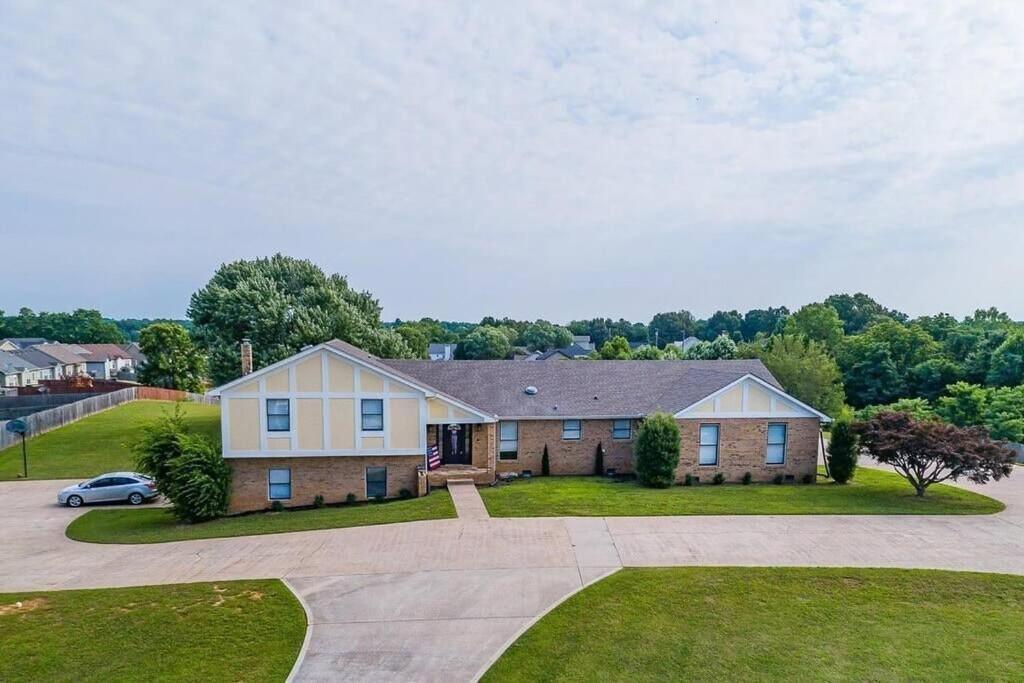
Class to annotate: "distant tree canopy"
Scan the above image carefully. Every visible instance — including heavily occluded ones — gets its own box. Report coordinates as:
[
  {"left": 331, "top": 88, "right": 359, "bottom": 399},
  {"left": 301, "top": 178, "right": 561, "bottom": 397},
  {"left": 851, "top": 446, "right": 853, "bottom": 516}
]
[
  {"left": 459, "top": 325, "right": 512, "bottom": 359},
  {"left": 0, "top": 308, "right": 124, "bottom": 343},
  {"left": 188, "top": 254, "right": 414, "bottom": 384},
  {"left": 742, "top": 334, "right": 846, "bottom": 417}
]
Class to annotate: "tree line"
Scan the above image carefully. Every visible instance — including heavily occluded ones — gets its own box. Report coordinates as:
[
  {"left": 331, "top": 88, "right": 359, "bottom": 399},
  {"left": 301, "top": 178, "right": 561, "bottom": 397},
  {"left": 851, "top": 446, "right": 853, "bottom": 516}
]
[{"left": 0, "top": 308, "right": 191, "bottom": 343}]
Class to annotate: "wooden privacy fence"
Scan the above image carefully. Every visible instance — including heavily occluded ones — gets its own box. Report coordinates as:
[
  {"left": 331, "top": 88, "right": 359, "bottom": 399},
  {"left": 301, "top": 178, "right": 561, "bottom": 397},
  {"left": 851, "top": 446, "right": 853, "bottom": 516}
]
[{"left": 0, "top": 387, "right": 219, "bottom": 450}]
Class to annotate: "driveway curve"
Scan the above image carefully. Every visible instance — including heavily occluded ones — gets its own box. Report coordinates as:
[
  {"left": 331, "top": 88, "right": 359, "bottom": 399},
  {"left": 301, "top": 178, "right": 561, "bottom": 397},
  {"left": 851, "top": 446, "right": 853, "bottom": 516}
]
[{"left": 2, "top": 466, "right": 1022, "bottom": 681}]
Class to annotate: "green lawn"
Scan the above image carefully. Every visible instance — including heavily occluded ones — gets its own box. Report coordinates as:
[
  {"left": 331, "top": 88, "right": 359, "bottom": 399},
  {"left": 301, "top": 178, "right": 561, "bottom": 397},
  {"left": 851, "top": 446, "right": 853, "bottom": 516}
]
[
  {"left": 479, "top": 468, "right": 1003, "bottom": 516},
  {"left": 0, "top": 400, "right": 220, "bottom": 480},
  {"left": 483, "top": 567, "right": 1024, "bottom": 682},
  {"left": 0, "top": 579, "right": 304, "bottom": 682},
  {"left": 67, "top": 489, "right": 456, "bottom": 543}
]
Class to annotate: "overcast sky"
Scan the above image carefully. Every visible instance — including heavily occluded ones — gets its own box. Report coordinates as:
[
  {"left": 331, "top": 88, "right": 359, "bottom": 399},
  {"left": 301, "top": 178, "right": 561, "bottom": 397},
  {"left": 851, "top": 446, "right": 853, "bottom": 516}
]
[{"left": 2, "top": 2, "right": 1022, "bottom": 323}]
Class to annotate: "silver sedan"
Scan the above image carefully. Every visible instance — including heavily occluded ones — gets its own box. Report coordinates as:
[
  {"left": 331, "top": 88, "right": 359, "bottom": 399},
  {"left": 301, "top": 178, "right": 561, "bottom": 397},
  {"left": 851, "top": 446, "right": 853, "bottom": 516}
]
[{"left": 58, "top": 472, "right": 159, "bottom": 508}]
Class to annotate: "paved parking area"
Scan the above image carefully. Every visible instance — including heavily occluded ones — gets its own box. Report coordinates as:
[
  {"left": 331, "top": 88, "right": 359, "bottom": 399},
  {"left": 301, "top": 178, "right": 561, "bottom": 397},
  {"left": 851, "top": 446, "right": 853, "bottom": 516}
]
[{"left": 2, "top": 466, "right": 1022, "bottom": 681}]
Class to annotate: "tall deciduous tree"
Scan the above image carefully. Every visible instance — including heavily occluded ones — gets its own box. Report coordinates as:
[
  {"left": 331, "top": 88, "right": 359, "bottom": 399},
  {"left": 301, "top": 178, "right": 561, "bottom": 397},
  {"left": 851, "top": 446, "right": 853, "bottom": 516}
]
[
  {"left": 188, "top": 255, "right": 413, "bottom": 384},
  {"left": 520, "top": 320, "right": 572, "bottom": 351},
  {"left": 459, "top": 325, "right": 512, "bottom": 359},
  {"left": 986, "top": 330, "right": 1024, "bottom": 387},
  {"left": 136, "top": 322, "right": 207, "bottom": 392},
  {"left": 741, "top": 307, "right": 790, "bottom": 341},
  {"left": 824, "top": 292, "right": 907, "bottom": 334},
  {"left": 853, "top": 412, "right": 1015, "bottom": 497},
  {"left": 750, "top": 335, "right": 845, "bottom": 416},
  {"left": 598, "top": 335, "right": 633, "bottom": 360},
  {"left": 647, "top": 310, "right": 697, "bottom": 347},
  {"left": 785, "top": 303, "right": 844, "bottom": 352}
]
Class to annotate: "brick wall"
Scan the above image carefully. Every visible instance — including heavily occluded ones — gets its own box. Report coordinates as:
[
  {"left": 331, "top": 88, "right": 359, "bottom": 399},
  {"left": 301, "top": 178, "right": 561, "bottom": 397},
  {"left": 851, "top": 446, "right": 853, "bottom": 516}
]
[
  {"left": 227, "top": 455, "right": 423, "bottom": 513},
  {"left": 675, "top": 417, "right": 819, "bottom": 483},
  {"left": 495, "top": 419, "right": 637, "bottom": 476}
]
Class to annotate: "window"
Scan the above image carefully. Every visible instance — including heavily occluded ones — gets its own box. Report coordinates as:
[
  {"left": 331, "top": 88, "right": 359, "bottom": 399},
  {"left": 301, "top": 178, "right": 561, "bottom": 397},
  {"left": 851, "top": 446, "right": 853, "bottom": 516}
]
[
  {"left": 698, "top": 424, "right": 719, "bottom": 466},
  {"left": 562, "top": 419, "right": 582, "bottom": 440},
  {"left": 612, "top": 419, "right": 632, "bottom": 440},
  {"left": 268, "top": 468, "right": 291, "bottom": 500},
  {"left": 366, "top": 466, "right": 387, "bottom": 499},
  {"left": 266, "top": 399, "right": 290, "bottom": 432},
  {"left": 499, "top": 421, "right": 518, "bottom": 460},
  {"left": 767, "top": 423, "right": 787, "bottom": 465},
  {"left": 361, "top": 399, "right": 384, "bottom": 431}
]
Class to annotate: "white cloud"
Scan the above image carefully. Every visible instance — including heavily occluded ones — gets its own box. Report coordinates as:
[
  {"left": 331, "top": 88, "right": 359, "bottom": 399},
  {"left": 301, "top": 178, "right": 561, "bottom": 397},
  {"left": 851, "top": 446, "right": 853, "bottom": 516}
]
[{"left": 0, "top": 1, "right": 1022, "bottom": 321}]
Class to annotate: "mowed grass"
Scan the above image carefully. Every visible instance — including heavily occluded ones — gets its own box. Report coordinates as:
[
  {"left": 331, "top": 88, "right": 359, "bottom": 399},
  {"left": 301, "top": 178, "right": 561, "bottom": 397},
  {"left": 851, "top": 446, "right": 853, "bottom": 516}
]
[
  {"left": 67, "top": 490, "right": 456, "bottom": 543},
  {"left": 0, "top": 401, "right": 220, "bottom": 480},
  {"left": 479, "top": 468, "right": 1003, "bottom": 516},
  {"left": 0, "top": 579, "right": 305, "bottom": 682},
  {"left": 483, "top": 567, "right": 1024, "bottom": 682}
]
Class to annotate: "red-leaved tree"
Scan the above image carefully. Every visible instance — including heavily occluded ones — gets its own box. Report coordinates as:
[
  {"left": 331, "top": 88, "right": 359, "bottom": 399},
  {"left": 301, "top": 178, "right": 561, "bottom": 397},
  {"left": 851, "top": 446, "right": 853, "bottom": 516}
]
[{"left": 853, "top": 412, "right": 1015, "bottom": 497}]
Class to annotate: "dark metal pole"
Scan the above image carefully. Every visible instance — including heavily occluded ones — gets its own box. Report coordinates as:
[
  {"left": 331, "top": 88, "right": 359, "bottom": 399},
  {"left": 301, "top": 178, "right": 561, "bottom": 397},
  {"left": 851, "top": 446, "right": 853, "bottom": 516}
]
[{"left": 21, "top": 432, "right": 27, "bottom": 478}]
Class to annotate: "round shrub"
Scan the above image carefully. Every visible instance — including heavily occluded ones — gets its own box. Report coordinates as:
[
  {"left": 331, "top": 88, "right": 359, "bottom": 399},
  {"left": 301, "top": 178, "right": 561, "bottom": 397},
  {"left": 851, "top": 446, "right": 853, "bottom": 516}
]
[
  {"left": 741, "top": 471, "right": 752, "bottom": 485},
  {"left": 712, "top": 472, "right": 726, "bottom": 485},
  {"left": 345, "top": 493, "right": 357, "bottom": 505},
  {"left": 683, "top": 473, "right": 695, "bottom": 487},
  {"left": 634, "top": 412, "right": 681, "bottom": 488}
]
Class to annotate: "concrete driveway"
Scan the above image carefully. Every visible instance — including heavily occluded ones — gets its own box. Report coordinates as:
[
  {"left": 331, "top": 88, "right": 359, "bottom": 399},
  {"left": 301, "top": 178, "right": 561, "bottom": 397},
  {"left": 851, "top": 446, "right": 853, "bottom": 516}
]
[{"left": 1, "top": 467, "right": 1022, "bottom": 681}]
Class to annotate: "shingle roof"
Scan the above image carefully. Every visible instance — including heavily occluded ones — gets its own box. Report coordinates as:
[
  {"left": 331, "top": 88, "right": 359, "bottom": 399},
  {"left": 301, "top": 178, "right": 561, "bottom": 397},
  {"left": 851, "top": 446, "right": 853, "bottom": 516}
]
[
  {"left": 537, "top": 344, "right": 592, "bottom": 360},
  {"left": 11, "top": 348, "right": 59, "bottom": 368},
  {"left": 30, "top": 343, "right": 89, "bottom": 365},
  {"left": 0, "top": 349, "right": 38, "bottom": 373},
  {"left": 76, "top": 344, "right": 131, "bottom": 360},
  {"left": 382, "top": 357, "right": 782, "bottom": 418},
  {"left": 0, "top": 337, "right": 48, "bottom": 349}
]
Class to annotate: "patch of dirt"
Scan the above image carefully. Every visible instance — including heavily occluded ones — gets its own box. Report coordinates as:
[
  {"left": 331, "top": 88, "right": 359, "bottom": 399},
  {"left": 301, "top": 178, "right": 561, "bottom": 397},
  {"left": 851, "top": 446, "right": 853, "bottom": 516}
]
[{"left": 0, "top": 597, "right": 49, "bottom": 616}]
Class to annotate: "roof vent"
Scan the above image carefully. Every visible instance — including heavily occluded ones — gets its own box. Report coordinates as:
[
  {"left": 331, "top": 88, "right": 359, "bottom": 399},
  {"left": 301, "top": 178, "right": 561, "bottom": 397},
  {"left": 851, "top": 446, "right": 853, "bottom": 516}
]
[{"left": 524, "top": 386, "right": 538, "bottom": 395}]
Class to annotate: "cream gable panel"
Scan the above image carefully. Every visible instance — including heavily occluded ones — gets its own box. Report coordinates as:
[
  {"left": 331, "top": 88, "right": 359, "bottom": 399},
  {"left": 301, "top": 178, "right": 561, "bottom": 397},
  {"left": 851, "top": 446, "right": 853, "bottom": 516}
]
[
  {"left": 677, "top": 376, "right": 825, "bottom": 420},
  {"left": 266, "top": 369, "right": 289, "bottom": 393},
  {"left": 747, "top": 384, "right": 772, "bottom": 411},
  {"left": 360, "top": 370, "right": 384, "bottom": 393},
  {"left": 328, "top": 355, "right": 354, "bottom": 392},
  {"left": 295, "top": 355, "right": 323, "bottom": 392}
]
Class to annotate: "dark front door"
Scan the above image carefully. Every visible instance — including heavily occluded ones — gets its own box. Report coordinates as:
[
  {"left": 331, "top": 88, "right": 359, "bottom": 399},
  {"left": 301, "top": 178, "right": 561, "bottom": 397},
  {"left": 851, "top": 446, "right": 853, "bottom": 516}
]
[{"left": 441, "top": 424, "right": 471, "bottom": 465}]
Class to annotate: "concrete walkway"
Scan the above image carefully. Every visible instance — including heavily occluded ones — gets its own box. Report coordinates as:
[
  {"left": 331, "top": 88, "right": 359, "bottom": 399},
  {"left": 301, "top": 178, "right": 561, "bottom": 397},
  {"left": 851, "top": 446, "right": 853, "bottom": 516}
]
[
  {"left": 448, "top": 480, "right": 490, "bottom": 520},
  {"left": 2, "top": 466, "right": 1022, "bottom": 681}
]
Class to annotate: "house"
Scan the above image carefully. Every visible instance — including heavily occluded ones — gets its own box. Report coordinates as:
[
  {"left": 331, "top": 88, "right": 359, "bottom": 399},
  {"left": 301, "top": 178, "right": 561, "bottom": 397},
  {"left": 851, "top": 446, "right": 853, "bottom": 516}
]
[
  {"left": 0, "top": 350, "right": 45, "bottom": 387},
  {"left": 0, "top": 337, "right": 49, "bottom": 351},
  {"left": 670, "top": 336, "right": 701, "bottom": 352},
  {"left": 74, "top": 344, "right": 137, "bottom": 379},
  {"left": 535, "top": 344, "right": 592, "bottom": 360},
  {"left": 30, "top": 344, "right": 89, "bottom": 379},
  {"left": 119, "top": 342, "right": 148, "bottom": 367},
  {"left": 571, "top": 335, "right": 595, "bottom": 351},
  {"left": 427, "top": 343, "right": 457, "bottom": 361},
  {"left": 209, "top": 339, "right": 830, "bottom": 513},
  {"left": 9, "top": 348, "right": 61, "bottom": 381}
]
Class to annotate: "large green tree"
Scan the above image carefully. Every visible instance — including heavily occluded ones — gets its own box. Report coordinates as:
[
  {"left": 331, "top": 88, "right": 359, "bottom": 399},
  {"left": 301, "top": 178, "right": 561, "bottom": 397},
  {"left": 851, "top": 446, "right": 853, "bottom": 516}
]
[
  {"left": 741, "top": 307, "right": 789, "bottom": 341},
  {"left": 647, "top": 311, "right": 697, "bottom": 347},
  {"left": 136, "top": 322, "right": 207, "bottom": 392},
  {"left": 188, "top": 255, "right": 413, "bottom": 384},
  {"left": 700, "top": 310, "right": 743, "bottom": 341},
  {"left": 784, "top": 303, "right": 844, "bottom": 352},
  {"left": 985, "top": 330, "right": 1024, "bottom": 387},
  {"left": 459, "top": 325, "right": 512, "bottom": 359},
  {"left": 824, "top": 292, "right": 907, "bottom": 334},
  {"left": 749, "top": 335, "right": 845, "bottom": 416},
  {"left": 2, "top": 308, "right": 124, "bottom": 343},
  {"left": 520, "top": 320, "right": 572, "bottom": 351}
]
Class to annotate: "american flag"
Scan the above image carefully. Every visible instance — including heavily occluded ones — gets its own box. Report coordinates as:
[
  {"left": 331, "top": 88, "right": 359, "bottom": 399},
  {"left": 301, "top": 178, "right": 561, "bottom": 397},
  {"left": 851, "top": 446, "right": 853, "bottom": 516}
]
[{"left": 427, "top": 445, "right": 441, "bottom": 470}]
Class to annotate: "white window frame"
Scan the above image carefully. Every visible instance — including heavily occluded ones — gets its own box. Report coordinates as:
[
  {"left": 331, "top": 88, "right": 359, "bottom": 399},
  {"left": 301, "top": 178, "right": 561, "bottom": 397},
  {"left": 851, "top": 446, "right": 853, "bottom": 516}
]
[
  {"left": 562, "top": 419, "right": 582, "bottom": 440},
  {"left": 499, "top": 420, "right": 519, "bottom": 460},
  {"left": 698, "top": 424, "right": 719, "bottom": 466},
  {"left": 266, "top": 398, "right": 291, "bottom": 433},
  {"left": 612, "top": 419, "right": 632, "bottom": 440},
  {"left": 766, "top": 423, "right": 787, "bottom": 465},
  {"left": 365, "top": 466, "right": 387, "bottom": 499},
  {"left": 268, "top": 468, "right": 291, "bottom": 500}
]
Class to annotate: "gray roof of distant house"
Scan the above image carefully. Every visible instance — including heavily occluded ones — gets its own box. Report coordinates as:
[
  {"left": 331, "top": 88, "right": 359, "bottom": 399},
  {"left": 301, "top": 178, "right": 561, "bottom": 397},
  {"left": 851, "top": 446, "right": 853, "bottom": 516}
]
[
  {"left": 0, "top": 349, "right": 39, "bottom": 373},
  {"left": 30, "top": 343, "right": 89, "bottom": 365},
  {"left": 11, "top": 348, "right": 59, "bottom": 368},
  {"left": 1, "top": 337, "right": 48, "bottom": 349},
  {"left": 536, "top": 344, "right": 592, "bottom": 360},
  {"left": 383, "top": 357, "right": 782, "bottom": 418}
]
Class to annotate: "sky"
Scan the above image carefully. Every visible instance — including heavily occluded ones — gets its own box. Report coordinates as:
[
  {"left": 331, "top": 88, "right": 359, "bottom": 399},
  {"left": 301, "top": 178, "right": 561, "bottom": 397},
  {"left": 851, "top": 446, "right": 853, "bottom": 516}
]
[{"left": 2, "top": 1, "right": 1023, "bottom": 323}]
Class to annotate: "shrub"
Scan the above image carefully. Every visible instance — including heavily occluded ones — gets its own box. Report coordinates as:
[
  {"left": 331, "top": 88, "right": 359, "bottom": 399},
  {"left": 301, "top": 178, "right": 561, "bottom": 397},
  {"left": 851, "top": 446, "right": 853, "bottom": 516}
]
[
  {"left": 541, "top": 445, "right": 550, "bottom": 476},
  {"left": 270, "top": 500, "right": 284, "bottom": 513},
  {"left": 345, "top": 493, "right": 357, "bottom": 505},
  {"left": 773, "top": 473, "right": 785, "bottom": 485},
  {"left": 741, "top": 471, "right": 752, "bottom": 485},
  {"left": 802, "top": 473, "right": 815, "bottom": 484},
  {"left": 594, "top": 441, "right": 605, "bottom": 476},
  {"left": 827, "top": 418, "right": 859, "bottom": 484},
  {"left": 133, "top": 406, "right": 230, "bottom": 523},
  {"left": 313, "top": 494, "right": 325, "bottom": 508},
  {"left": 712, "top": 472, "right": 725, "bottom": 485},
  {"left": 683, "top": 473, "right": 694, "bottom": 487},
  {"left": 634, "top": 412, "right": 681, "bottom": 488},
  {"left": 399, "top": 488, "right": 413, "bottom": 499}
]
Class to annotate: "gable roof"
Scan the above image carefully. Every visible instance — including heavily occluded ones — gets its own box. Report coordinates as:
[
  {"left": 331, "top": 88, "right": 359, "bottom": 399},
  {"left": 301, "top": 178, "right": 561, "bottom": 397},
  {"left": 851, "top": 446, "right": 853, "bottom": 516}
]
[
  {"left": 0, "top": 349, "right": 38, "bottom": 374},
  {"left": 11, "top": 348, "right": 59, "bottom": 368},
  {"left": 1, "top": 337, "right": 49, "bottom": 349},
  {"left": 383, "top": 357, "right": 785, "bottom": 419},
  {"left": 536, "top": 344, "right": 592, "bottom": 360},
  {"left": 76, "top": 344, "right": 131, "bottom": 361},
  {"left": 30, "top": 343, "right": 89, "bottom": 365}
]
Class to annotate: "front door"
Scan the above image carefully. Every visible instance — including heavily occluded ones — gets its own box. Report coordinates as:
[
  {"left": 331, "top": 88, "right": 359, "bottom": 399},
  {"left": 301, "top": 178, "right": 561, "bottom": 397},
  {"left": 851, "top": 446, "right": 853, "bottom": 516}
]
[{"left": 441, "top": 424, "right": 471, "bottom": 465}]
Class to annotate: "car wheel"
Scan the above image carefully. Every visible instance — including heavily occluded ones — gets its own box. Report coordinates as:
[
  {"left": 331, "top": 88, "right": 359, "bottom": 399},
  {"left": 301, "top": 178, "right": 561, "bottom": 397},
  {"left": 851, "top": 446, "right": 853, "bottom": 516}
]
[
  {"left": 128, "top": 492, "right": 144, "bottom": 505},
  {"left": 67, "top": 495, "right": 84, "bottom": 508}
]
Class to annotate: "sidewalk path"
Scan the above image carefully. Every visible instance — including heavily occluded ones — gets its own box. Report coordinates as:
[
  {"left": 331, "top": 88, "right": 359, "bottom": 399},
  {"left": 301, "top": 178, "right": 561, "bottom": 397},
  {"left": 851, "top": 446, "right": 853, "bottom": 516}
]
[{"left": 448, "top": 481, "right": 490, "bottom": 520}]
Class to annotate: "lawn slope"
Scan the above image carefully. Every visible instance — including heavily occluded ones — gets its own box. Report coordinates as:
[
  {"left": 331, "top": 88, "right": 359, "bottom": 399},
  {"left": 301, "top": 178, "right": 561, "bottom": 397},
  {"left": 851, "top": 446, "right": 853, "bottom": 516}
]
[
  {"left": 483, "top": 567, "right": 1024, "bottom": 681},
  {"left": 479, "top": 468, "right": 1003, "bottom": 516},
  {"left": 0, "top": 400, "right": 219, "bottom": 480},
  {"left": 0, "top": 579, "right": 304, "bottom": 682},
  {"left": 67, "top": 490, "right": 457, "bottom": 543}
]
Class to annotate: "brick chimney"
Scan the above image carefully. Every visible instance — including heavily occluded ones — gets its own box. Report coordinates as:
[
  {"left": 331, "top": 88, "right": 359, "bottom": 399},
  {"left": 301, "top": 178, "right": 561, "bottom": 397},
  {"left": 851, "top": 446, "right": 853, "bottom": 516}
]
[{"left": 240, "top": 338, "right": 253, "bottom": 376}]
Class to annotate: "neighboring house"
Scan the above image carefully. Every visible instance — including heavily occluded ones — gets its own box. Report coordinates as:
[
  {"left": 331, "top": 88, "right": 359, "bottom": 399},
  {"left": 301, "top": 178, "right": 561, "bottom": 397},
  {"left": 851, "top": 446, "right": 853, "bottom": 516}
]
[
  {"left": 209, "top": 339, "right": 830, "bottom": 513},
  {"left": 120, "top": 342, "right": 148, "bottom": 367},
  {"left": 571, "top": 335, "right": 595, "bottom": 351},
  {"left": 75, "top": 344, "right": 137, "bottom": 379},
  {"left": 536, "top": 344, "right": 592, "bottom": 360},
  {"left": 31, "top": 344, "right": 89, "bottom": 379},
  {"left": 0, "top": 337, "right": 48, "bottom": 351},
  {"left": 10, "top": 348, "right": 60, "bottom": 381},
  {"left": 670, "top": 336, "right": 701, "bottom": 352},
  {"left": 0, "top": 350, "right": 45, "bottom": 387},
  {"left": 427, "top": 343, "right": 457, "bottom": 361}
]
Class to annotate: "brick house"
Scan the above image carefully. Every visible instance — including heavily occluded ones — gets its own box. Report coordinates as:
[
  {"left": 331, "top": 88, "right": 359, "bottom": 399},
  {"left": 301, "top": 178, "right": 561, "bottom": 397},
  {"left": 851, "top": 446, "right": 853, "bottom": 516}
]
[{"left": 210, "top": 339, "right": 830, "bottom": 513}]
